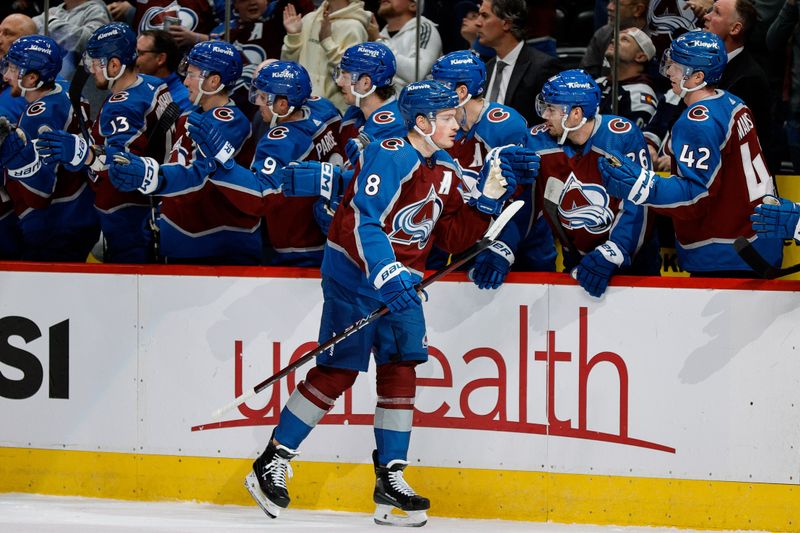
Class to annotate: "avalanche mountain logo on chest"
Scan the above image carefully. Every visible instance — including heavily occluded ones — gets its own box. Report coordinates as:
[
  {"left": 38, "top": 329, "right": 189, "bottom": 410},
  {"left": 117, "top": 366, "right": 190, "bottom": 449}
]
[
  {"left": 557, "top": 173, "right": 614, "bottom": 234},
  {"left": 388, "top": 186, "right": 443, "bottom": 249}
]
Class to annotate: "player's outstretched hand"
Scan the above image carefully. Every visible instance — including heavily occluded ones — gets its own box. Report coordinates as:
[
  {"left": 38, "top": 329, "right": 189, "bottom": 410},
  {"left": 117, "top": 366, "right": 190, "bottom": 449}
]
[
  {"left": 470, "top": 241, "right": 514, "bottom": 290},
  {"left": 187, "top": 112, "right": 235, "bottom": 169},
  {"left": 372, "top": 261, "right": 421, "bottom": 313},
  {"left": 277, "top": 161, "right": 341, "bottom": 198},
  {"left": 571, "top": 242, "right": 626, "bottom": 298},
  {"left": 498, "top": 145, "right": 540, "bottom": 184},
  {"left": 37, "top": 130, "right": 91, "bottom": 171},
  {"left": 751, "top": 195, "right": 800, "bottom": 240},
  {"left": 598, "top": 151, "right": 655, "bottom": 205},
  {"left": 470, "top": 149, "right": 517, "bottom": 215},
  {"left": 345, "top": 131, "right": 372, "bottom": 168},
  {"left": 108, "top": 152, "right": 161, "bottom": 194}
]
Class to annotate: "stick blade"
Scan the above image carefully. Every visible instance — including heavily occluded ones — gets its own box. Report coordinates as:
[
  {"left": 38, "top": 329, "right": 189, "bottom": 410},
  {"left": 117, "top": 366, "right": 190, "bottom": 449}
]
[{"left": 485, "top": 200, "right": 523, "bottom": 241}]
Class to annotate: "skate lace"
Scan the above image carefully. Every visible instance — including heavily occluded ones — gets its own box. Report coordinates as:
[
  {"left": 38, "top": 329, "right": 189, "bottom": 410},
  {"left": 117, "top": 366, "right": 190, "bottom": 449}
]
[
  {"left": 262, "top": 456, "right": 293, "bottom": 489},
  {"left": 388, "top": 470, "right": 417, "bottom": 497}
]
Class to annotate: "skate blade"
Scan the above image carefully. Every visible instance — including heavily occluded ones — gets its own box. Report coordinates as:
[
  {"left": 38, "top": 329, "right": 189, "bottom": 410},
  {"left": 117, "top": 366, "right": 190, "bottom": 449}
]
[
  {"left": 373, "top": 503, "right": 428, "bottom": 527},
  {"left": 244, "top": 471, "right": 282, "bottom": 519}
]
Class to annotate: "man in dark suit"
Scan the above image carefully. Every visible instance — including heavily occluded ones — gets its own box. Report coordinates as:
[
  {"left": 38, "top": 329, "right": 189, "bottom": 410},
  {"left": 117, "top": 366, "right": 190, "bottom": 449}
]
[{"left": 475, "top": 0, "right": 561, "bottom": 126}]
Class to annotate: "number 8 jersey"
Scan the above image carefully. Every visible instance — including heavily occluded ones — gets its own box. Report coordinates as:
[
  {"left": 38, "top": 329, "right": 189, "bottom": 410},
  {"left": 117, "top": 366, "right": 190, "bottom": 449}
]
[{"left": 659, "top": 90, "right": 781, "bottom": 272}]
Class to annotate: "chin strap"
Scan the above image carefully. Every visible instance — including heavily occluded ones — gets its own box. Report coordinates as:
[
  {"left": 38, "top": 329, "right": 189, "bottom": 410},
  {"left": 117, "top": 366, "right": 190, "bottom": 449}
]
[
  {"left": 104, "top": 64, "right": 127, "bottom": 91},
  {"left": 193, "top": 76, "right": 225, "bottom": 106},
  {"left": 18, "top": 79, "right": 43, "bottom": 98},
  {"left": 678, "top": 77, "right": 707, "bottom": 99},
  {"left": 413, "top": 119, "right": 442, "bottom": 151},
  {"left": 269, "top": 104, "right": 295, "bottom": 128},
  {"left": 558, "top": 115, "right": 587, "bottom": 145},
  {"left": 350, "top": 83, "right": 376, "bottom": 108}
]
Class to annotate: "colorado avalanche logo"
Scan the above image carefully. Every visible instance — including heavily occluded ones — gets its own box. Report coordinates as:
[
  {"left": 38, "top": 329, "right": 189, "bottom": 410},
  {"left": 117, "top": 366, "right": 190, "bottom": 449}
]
[
  {"left": 212, "top": 107, "right": 235, "bottom": 122},
  {"left": 232, "top": 43, "right": 267, "bottom": 94},
  {"left": 530, "top": 123, "right": 548, "bottom": 135},
  {"left": 139, "top": 6, "right": 199, "bottom": 33},
  {"left": 373, "top": 111, "right": 395, "bottom": 124},
  {"left": 608, "top": 118, "right": 631, "bottom": 133},
  {"left": 388, "top": 186, "right": 443, "bottom": 249},
  {"left": 487, "top": 108, "right": 510, "bottom": 123},
  {"left": 380, "top": 138, "right": 404, "bottom": 150},
  {"left": 688, "top": 105, "right": 710, "bottom": 122},
  {"left": 557, "top": 174, "right": 614, "bottom": 234},
  {"left": 267, "top": 126, "right": 289, "bottom": 140},
  {"left": 26, "top": 101, "right": 46, "bottom": 116},
  {"left": 109, "top": 92, "right": 129, "bottom": 103}
]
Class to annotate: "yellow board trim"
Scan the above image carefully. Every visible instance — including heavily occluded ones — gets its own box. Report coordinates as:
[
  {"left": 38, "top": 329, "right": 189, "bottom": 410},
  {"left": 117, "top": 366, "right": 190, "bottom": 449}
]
[{"left": 1, "top": 447, "right": 797, "bottom": 531}]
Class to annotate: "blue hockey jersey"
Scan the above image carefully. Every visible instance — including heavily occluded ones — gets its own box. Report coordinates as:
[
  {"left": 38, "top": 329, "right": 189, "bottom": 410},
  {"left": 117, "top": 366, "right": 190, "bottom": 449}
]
[
  {"left": 156, "top": 103, "right": 255, "bottom": 264},
  {"left": 0, "top": 83, "right": 27, "bottom": 258},
  {"left": 91, "top": 74, "right": 173, "bottom": 263},
  {"left": 645, "top": 90, "right": 782, "bottom": 273},
  {"left": 4, "top": 82, "right": 99, "bottom": 261},
  {"left": 520, "top": 114, "right": 656, "bottom": 271}
]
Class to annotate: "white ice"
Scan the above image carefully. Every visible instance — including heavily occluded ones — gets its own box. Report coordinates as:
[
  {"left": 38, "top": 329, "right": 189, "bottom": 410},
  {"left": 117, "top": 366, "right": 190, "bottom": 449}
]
[{"left": 0, "top": 493, "right": 758, "bottom": 533}]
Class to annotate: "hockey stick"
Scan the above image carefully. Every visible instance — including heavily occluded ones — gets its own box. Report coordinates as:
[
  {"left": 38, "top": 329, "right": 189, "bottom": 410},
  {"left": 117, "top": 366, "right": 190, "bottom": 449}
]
[
  {"left": 733, "top": 236, "right": 799, "bottom": 279},
  {"left": 68, "top": 67, "right": 93, "bottom": 145},
  {"left": 210, "top": 199, "right": 525, "bottom": 419}
]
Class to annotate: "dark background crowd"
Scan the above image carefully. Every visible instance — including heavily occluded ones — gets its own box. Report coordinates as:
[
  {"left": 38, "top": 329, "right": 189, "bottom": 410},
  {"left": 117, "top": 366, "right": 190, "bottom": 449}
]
[{"left": 0, "top": 0, "right": 794, "bottom": 267}]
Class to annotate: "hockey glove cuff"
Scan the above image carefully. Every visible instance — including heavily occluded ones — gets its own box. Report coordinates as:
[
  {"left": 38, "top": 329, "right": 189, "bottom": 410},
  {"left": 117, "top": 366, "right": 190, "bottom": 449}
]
[
  {"left": 109, "top": 152, "right": 161, "bottom": 194},
  {"left": 278, "top": 161, "right": 342, "bottom": 199},
  {"left": 470, "top": 240, "right": 515, "bottom": 290},
  {"left": 598, "top": 152, "right": 656, "bottom": 205},
  {"left": 371, "top": 260, "right": 421, "bottom": 313},
  {"left": 571, "top": 242, "right": 626, "bottom": 298},
  {"left": 2, "top": 128, "right": 41, "bottom": 179}
]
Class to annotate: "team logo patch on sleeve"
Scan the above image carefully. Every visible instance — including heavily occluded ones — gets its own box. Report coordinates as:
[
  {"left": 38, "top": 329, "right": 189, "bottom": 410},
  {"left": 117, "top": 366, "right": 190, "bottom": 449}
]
[
  {"left": 380, "top": 138, "right": 404, "bottom": 150},
  {"left": 109, "top": 92, "right": 129, "bottom": 103},
  {"left": 687, "top": 105, "right": 710, "bottom": 122},
  {"left": 608, "top": 118, "right": 632, "bottom": 133},
  {"left": 372, "top": 110, "right": 395, "bottom": 124},
  {"left": 641, "top": 93, "right": 657, "bottom": 107},
  {"left": 212, "top": 107, "right": 235, "bottom": 122},
  {"left": 267, "top": 126, "right": 289, "bottom": 140},
  {"left": 26, "top": 101, "right": 46, "bottom": 116},
  {"left": 487, "top": 108, "right": 510, "bottom": 123},
  {"left": 530, "top": 123, "right": 548, "bottom": 135}
]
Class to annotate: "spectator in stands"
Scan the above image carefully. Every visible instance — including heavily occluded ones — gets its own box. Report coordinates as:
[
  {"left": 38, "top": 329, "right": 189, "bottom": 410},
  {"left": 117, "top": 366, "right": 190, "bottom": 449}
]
[
  {"left": 476, "top": 0, "right": 561, "bottom": 126},
  {"left": 768, "top": 0, "right": 800, "bottom": 172},
  {"left": 581, "top": 0, "right": 649, "bottom": 79},
  {"left": 0, "top": 13, "right": 36, "bottom": 58},
  {"left": 374, "top": 0, "right": 443, "bottom": 91},
  {"left": 456, "top": 0, "right": 496, "bottom": 60},
  {"left": 596, "top": 27, "right": 659, "bottom": 128},
  {"left": 645, "top": 0, "right": 775, "bottom": 172},
  {"left": 281, "top": 0, "right": 372, "bottom": 112},
  {"left": 136, "top": 29, "right": 191, "bottom": 112}
]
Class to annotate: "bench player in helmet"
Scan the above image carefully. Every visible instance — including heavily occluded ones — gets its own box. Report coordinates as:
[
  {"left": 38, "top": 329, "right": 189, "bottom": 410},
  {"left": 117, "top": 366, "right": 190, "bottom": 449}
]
[
  {"left": 37, "top": 22, "right": 174, "bottom": 263},
  {"left": 273, "top": 42, "right": 404, "bottom": 233},
  {"left": 0, "top": 35, "right": 99, "bottom": 261},
  {"left": 429, "top": 49, "right": 556, "bottom": 272},
  {"left": 239, "top": 80, "right": 521, "bottom": 526},
  {"left": 600, "top": 31, "right": 782, "bottom": 276},
  {"left": 183, "top": 60, "right": 344, "bottom": 266},
  {"left": 477, "top": 69, "right": 658, "bottom": 297},
  {"left": 106, "top": 40, "right": 256, "bottom": 265}
]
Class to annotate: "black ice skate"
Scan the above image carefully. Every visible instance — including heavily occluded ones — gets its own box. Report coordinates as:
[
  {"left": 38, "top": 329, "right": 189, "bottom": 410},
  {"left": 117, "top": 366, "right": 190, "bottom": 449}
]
[
  {"left": 244, "top": 439, "right": 298, "bottom": 519},
  {"left": 372, "top": 450, "right": 430, "bottom": 527}
]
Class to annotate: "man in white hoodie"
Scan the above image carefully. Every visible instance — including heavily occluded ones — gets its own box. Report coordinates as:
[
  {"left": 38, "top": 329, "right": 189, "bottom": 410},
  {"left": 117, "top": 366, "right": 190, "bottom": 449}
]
[
  {"left": 375, "top": 0, "right": 442, "bottom": 92},
  {"left": 282, "top": 0, "right": 371, "bottom": 112}
]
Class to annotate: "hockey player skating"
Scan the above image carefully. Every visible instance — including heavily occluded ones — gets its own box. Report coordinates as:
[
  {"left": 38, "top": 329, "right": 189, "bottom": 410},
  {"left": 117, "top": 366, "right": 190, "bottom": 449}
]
[
  {"left": 240, "top": 80, "right": 523, "bottom": 526},
  {"left": 37, "top": 22, "right": 173, "bottom": 263},
  {"left": 429, "top": 49, "right": 555, "bottom": 272},
  {"left": 473, "top": 69, "right": 658, "bottom": 297},
  {"left": 599, "top": 31, "right": 783, "bottom": 276},
  {"left": 0, "top": 35, "right": 99, "bottom": 261},
  {"left": 106, "top": 41, "right": 259, "bottom": 265}
]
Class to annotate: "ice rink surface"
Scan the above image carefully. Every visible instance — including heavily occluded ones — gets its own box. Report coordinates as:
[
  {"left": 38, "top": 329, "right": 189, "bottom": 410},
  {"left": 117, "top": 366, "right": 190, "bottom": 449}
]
[{"left": 0, "top": 493, "right": 761, "bottom": 533}]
